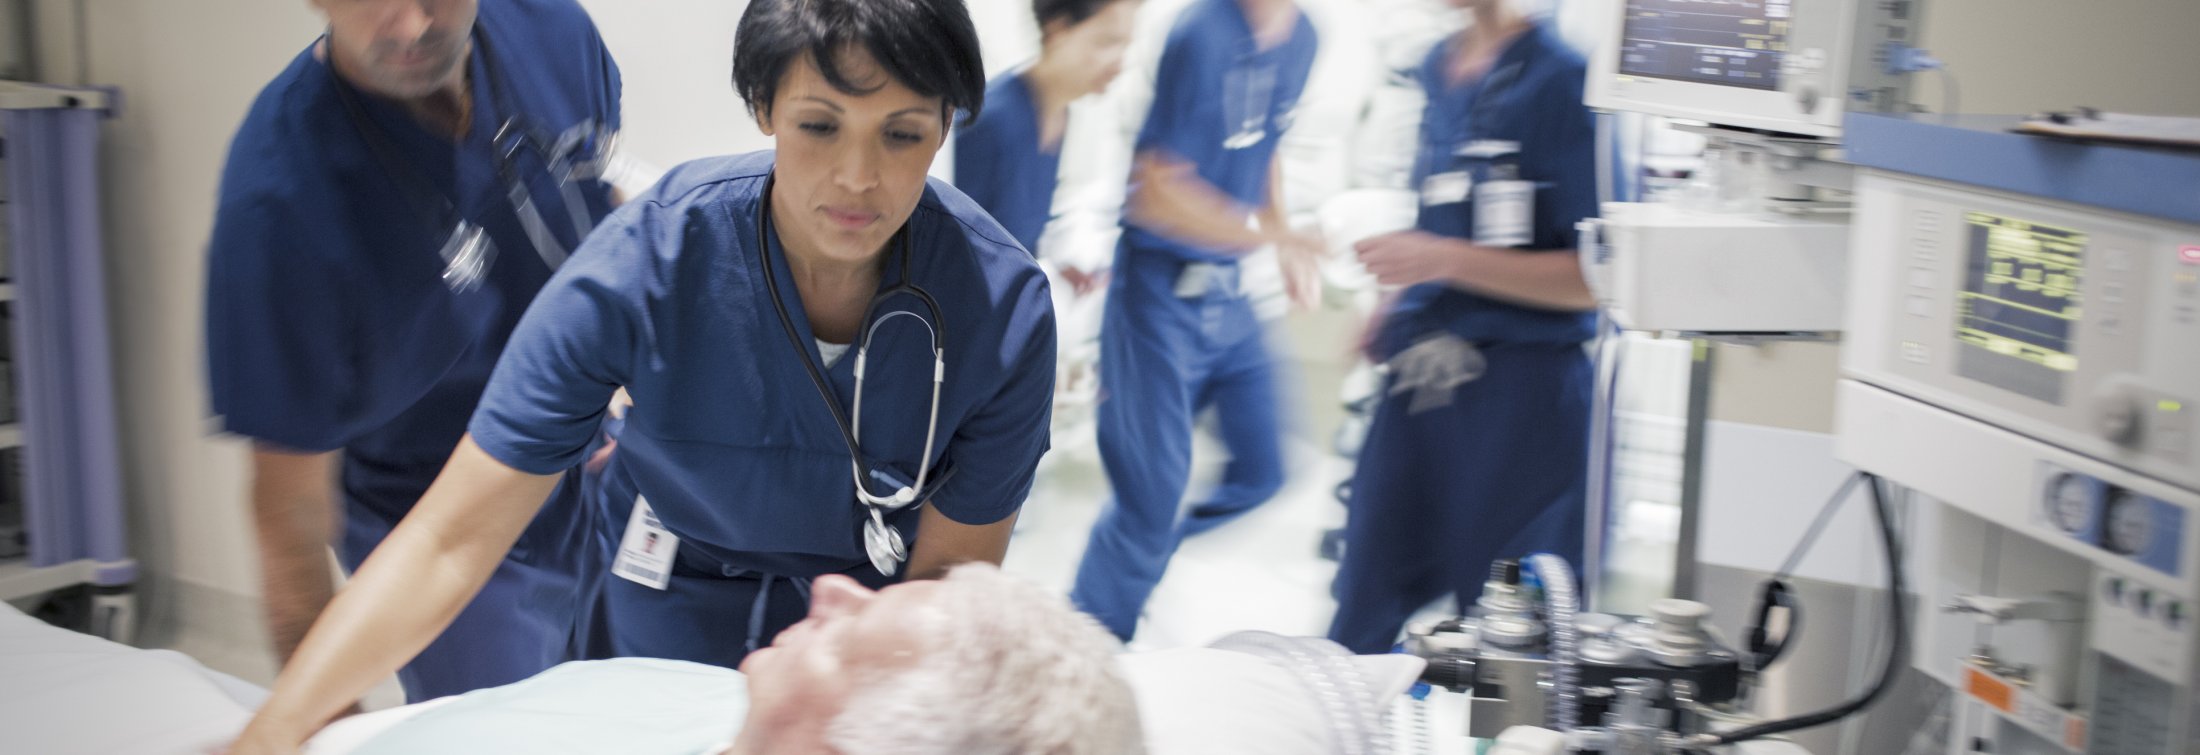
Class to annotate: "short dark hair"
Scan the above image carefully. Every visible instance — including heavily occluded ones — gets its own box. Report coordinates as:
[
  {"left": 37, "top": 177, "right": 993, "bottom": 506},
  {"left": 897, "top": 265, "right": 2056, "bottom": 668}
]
[
  {"left": 1032, "top": 0, "right": 1123, "bottom": 28},
  {"left": 732, "top": 0, "right": 986, "bottom": 123}
]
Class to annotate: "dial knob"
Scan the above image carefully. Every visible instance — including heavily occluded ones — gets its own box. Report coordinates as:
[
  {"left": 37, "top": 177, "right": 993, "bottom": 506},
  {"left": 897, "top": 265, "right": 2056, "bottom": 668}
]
[{"left": 2093, "top": 384, "right": 2145, "bottom": 446}]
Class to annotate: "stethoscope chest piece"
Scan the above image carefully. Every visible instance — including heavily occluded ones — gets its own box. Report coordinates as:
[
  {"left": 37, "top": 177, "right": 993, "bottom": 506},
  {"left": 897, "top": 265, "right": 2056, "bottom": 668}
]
[{"left": 863, "top": 510, "right": 909, "bottom": 578}]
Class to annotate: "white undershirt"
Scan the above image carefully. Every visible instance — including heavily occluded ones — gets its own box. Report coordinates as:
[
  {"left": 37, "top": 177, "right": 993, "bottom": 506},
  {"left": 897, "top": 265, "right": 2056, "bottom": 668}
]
[{"left": 817, "top": 339, "right": 851, "bottom": 367}]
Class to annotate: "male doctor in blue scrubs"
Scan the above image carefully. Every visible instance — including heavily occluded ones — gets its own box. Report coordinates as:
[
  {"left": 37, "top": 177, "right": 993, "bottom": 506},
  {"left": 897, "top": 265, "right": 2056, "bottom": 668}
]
[
  {"left": 952, "top": 0, "right": 1139, "bottom": 264},
  {"left": 1326, "top": 0, "right": 1599, "bottom": 653},
  {"left": 1069, "top": 0, "right": 1325, "bottom": 641},
  {"left": 204, "top": 0, "right": 620, "bottom": 700}
]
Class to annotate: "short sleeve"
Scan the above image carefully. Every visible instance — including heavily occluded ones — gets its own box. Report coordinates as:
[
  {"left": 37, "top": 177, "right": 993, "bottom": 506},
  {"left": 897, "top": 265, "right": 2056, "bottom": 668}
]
[
  {"left": 1133, "top": 28, "right": 1222, "bottom": 163},
  {"left": 467, "top": 205, "right": 654, "bottom": 474},
  {"left": 205, "top": 193, "right": 362, "bottom": 452},
  {"left": 928, "top": 277, "right": 1057, "bottom": 525}
]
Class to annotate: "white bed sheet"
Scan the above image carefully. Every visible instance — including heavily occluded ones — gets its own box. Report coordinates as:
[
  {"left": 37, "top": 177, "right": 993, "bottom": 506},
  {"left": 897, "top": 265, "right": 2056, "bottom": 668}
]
[{"left": 0, "top": 601, "right": 267, "bottom": 754}]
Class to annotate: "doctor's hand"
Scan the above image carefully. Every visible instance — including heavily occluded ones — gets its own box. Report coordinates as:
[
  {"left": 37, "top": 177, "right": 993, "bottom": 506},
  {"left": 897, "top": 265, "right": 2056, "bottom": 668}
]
[
  {"left": 1355, "top": 230, "right": 1463, "bottom": 289},
  {"left": 1275, "top": 230, "right": 1326, "bottom": 309}
]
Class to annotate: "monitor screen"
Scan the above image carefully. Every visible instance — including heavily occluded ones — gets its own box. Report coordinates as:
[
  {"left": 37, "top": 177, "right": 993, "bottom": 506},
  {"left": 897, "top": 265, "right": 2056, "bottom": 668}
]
[
  {"left": 1954, "top": 211, "right": 2086, "bottom": 404},
  {"left": 1619, "top": 0, "right": 1791, "bottom": 92}
]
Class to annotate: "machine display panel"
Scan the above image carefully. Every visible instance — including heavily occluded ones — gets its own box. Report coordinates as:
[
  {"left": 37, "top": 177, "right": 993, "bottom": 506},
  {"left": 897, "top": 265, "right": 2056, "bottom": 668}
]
[
  {"left": 1618, "top": 0, "right": 1790, "bottom": 92},
  {"left": 1955, "top": 211, "right": 2086, "bottom": 404}
]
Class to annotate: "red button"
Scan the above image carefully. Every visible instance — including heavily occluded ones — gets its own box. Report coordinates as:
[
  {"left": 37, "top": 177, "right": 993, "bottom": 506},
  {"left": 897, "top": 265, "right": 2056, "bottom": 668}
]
[{"left": 2181, "top": 245, "right": 2200, "bottom": 265}]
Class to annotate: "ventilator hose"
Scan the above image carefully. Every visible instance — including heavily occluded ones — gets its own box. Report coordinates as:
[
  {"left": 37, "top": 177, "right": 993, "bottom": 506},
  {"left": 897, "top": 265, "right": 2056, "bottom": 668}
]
[
  {"left": 1526, "top": 553, "right": 1582, "bottom": 730},
  {"left": 1211, "top": 631, "right": 1391, "bottom": 755}
]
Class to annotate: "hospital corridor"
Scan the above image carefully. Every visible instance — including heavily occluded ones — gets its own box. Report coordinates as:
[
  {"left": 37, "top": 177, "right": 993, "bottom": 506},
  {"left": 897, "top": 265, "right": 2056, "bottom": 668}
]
[{"left": 1, "top": 0, "right": 2198, "bottom": 753}]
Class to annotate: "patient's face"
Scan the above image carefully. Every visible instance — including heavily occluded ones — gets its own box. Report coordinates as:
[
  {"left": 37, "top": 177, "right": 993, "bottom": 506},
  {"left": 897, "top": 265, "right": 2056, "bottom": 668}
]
[{"left": 741, "top": 576, "right": 946, "bottom": 728}]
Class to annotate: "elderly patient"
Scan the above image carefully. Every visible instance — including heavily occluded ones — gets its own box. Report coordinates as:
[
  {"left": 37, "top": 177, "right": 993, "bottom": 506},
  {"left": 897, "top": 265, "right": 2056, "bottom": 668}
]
[{"left": 312, "top": 563, "right": 1144, "bottom": 755}]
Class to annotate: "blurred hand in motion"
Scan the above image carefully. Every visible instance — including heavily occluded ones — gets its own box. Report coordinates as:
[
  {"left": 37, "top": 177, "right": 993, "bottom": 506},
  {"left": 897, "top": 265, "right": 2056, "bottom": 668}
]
[
  {"left": 1354, "top": 230, "right": 1461, "bottom": 289},
  {"left": 1275, "top": 229, "right": 1326, "bottom": 310},
  {"left": 1058, "top": 265, "right": 1108, "bottom": 297}
]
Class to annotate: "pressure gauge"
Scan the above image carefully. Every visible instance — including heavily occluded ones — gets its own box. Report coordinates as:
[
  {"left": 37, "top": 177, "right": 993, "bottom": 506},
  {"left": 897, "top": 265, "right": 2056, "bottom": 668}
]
[
  {"left": 2103, "top": 490, "right": 2154, "bottom": 556},
  {"left": 2044, "top": 472, "right": 2093, "bottom": 535}
]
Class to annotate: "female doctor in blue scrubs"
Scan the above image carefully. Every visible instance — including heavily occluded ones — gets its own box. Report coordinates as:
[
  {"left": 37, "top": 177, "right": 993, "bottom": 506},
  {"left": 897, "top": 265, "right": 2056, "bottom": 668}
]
[
  {"left": 229, "top": 0, "right": 1053, "bottom": 748},
  {"left": 1326, "top": 0, "right": 1600, "bottom": 654}
]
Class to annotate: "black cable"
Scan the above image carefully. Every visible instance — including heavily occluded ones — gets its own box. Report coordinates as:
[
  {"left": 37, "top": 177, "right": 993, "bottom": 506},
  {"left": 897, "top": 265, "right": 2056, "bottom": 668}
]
[
  {"left": 1703, "top": 472, "right": 1909, "bottom": 746},
  {"left": 1747, "top": 472, "right": 1866, "bottom": 668}
]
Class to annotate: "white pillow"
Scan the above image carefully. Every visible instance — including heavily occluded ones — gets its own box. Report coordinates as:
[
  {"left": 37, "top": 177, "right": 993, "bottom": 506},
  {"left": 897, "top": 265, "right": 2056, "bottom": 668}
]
[{"left": 1118, "top": 644, "right": 1426, "bottom": 755}]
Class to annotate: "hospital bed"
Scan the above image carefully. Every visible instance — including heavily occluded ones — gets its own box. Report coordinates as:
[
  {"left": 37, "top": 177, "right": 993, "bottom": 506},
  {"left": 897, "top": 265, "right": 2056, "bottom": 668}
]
[
  {"left": 1, "top": 596, "right": 1427, "bottom": 754},
  {"left": 0, "top": 600, "right": 265, "bottom": 753},
  {"left": 303, "top": 641, "right": 1427, "bottom": 754}
]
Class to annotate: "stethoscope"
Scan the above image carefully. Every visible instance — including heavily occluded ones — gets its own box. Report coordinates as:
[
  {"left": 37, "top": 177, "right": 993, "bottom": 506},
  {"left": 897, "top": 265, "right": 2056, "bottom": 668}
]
[
  {"left": 328, "top": 26, "right": 616, "bottom": 292},
  {"left": 754, "top": 174, "right": 950, "bottom": 577}
]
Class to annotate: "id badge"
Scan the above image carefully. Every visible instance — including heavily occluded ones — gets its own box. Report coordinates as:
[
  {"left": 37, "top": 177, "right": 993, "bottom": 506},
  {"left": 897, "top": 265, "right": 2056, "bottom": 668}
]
[
  {"left": 1421, "top": 171, "right": 1472, "bottom": 207},
  {"left": 612, "top": 495, "right": 678, "bottom": 590},
  {"left": 1474, "top": 179, "right": 1534, "bottom": 248}
]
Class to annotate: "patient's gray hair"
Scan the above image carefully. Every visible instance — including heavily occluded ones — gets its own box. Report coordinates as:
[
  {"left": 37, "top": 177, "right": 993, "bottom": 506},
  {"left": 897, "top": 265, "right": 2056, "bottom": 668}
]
[{"left": 824, "top": 562, "right": 1146, "bottom": 755}]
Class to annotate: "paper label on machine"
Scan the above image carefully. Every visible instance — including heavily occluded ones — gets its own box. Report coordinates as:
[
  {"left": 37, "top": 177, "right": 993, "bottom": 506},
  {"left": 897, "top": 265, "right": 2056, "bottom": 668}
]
[
  {"left": 614, "top": 496, "right": 678, "bottom": 590},
  {"left": 1475, "top": 180, "right": 1534, "bottom": 247}
]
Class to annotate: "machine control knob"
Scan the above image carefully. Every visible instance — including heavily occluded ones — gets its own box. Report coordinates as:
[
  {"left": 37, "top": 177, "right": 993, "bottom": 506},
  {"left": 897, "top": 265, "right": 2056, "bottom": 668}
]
[
  {"left": 2167, "top": 601, "right": 2187, "bottom": 630},
  {"left": 1480, "top": 615, "right": 1548, "bottom": 651},
  {"left": 1652, "top": 599, "right": 1712, "bottom": 632},
  {"left": 2092, "top": 382, "right": 2146, "bottom": 446},
  {"left": 1649, "top": 599, "right": 1719, "bottom": 666},
  {"left": 2135, "top": 589, "right": 2156, "bottom": 617}
]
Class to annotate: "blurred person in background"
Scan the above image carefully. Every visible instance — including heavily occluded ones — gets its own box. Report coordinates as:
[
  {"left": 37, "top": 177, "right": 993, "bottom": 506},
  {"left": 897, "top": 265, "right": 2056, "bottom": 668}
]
[
  {"left": 1327, "top": 0, "right": 1599, "bottom": 654},
  {"left": 1069, "top": 0, "right": 1324, "bottom": 642}
]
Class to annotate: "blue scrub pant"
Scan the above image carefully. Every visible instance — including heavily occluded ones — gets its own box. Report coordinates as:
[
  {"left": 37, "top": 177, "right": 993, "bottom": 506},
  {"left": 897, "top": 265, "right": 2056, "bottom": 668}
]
[
  {"left": 1325, "top": 341, "right": 1590, "bottom": 654},
  {"left": 1071, "top": 247, "right": 1286, "bottom": 640},
  {"left": 337, "top": 473, "right": 589, "bottom": 701}
]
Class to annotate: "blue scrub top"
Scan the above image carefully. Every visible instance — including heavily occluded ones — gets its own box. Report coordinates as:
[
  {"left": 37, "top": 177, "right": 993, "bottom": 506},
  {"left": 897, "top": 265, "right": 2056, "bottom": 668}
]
[
  {"left": 205, "top": 0, "right": 620, "bottom": 552},
  {"left": 469, "top": 151, "right": 1057, "bottom": 578},
  {"left": 1121, "top": 0, "right": 1318, "bottom": 261},
  {"left": 952, "top": 71, "right": 1058, "bottom": 256},
  {"left": 1376, "top": 21, "right": 1598, "bottom": 357}
]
